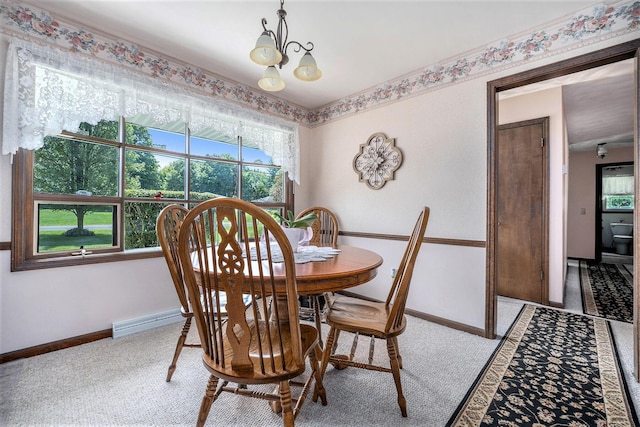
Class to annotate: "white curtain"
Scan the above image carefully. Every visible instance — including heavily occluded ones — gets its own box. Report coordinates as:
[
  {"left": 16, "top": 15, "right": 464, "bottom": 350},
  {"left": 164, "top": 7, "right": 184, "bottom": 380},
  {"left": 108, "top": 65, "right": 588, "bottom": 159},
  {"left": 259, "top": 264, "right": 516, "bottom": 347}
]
[
  {"left": 2, "top": 40, "right": 300, "bottom": 183},
  {"left": 603, "top": 175, "right": 634, "bottom": 195}
]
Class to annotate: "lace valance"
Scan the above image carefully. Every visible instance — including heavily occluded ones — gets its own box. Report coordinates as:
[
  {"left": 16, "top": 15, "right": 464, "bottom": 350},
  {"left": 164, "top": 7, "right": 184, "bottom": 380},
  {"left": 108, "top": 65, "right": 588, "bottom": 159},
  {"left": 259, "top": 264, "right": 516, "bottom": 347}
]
[{"left": 2, "top": 40, "right": 300, "bottom": 183}]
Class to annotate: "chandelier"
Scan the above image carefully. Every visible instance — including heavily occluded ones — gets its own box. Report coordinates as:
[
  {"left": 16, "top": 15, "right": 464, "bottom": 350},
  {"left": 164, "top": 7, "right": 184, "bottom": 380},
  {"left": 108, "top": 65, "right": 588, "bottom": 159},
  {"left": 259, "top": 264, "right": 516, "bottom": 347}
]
[{"left": 250, "top": 0, "right": 322, "bottom": 92}]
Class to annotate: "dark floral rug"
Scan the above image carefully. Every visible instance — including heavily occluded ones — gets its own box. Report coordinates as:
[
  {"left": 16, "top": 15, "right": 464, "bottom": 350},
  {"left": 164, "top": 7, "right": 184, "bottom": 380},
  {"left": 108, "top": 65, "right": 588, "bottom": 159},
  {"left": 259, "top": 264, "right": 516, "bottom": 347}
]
[
  {"left": 580, "top": 260, "right": 633, "bottom": 323},
  {"left": 447, "top": 305, "right": 638, "bottom": 427}
]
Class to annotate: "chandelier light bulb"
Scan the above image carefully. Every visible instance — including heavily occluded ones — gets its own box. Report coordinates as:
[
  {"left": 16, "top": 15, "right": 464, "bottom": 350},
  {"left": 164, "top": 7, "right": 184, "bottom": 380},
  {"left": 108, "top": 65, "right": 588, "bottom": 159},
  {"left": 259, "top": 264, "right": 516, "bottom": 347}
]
[
  {"left": 294, "top": 52, "right": 322, "bottom": 81},
  {"left": 250, "top": 32, "right": 282, "bottom": 66},
  {"left": 259, "top": 66, "right": 285, "bottom": 92}
]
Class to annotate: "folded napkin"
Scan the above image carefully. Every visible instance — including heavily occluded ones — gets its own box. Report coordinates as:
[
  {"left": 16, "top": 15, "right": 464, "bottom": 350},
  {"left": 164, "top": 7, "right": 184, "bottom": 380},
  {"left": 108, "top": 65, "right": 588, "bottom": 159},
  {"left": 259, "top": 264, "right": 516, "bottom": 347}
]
[{"left": 248, "top": 245, "right": 341, "bottom": 264}]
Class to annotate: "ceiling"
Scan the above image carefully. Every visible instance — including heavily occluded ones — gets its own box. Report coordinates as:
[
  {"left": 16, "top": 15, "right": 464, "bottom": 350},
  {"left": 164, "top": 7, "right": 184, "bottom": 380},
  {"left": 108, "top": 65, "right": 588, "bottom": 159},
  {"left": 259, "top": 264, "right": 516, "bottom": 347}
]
[
  {"left": 500, "top": 59, "right": 635, "bottom": 152},
  {"left": 28, "top": 0, "right": 636, "bottom": 151}
]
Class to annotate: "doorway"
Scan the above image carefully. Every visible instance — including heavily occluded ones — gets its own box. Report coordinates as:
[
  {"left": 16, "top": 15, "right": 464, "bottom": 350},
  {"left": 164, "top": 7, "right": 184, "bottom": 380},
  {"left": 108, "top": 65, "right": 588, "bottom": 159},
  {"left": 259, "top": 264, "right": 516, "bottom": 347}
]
[
  {"left": 496, "top": 118, "right": 549, "bottom": 304},
  {"left": 596, "top": 162, "right": 635, "bottom": 262},
  {"left": 486, "top": 39, "right": 640, "bottom": 381}
]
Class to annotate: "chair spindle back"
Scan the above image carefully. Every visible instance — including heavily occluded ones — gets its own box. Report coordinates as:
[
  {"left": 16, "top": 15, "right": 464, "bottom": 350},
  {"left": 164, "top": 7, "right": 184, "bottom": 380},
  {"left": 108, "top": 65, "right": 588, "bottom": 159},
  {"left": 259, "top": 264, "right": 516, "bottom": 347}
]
[
  {"left": 384, "top": 207, "right": 430, "bottom": 334},
  {"left": 178, "top": 198, "right": 305, "bottom": 377},
  {"left": 296, "top": 207, "right": 339, "bottom": 247}
]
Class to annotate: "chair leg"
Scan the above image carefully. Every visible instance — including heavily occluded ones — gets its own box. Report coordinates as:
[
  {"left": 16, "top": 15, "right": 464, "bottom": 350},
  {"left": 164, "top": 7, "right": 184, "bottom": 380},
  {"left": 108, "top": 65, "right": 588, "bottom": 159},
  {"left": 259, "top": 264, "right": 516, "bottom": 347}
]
[
  {"left": 312, "top": 295, "right": 324, "bottom": 348},
  {"left": 196, "top": 374, "right": 219, "bottom": 427},
  {"left": 279, "top": 380, "right": 294, "bottom": 427},
  {"left": 386, "top": 338, "right": 407, "bottom": 417},
  {"left": 392, "top": 336, "right": 402, "bottom": 369},
  {"left": 311, "top": 343, "right": 328, "bottom": 405},
  {"left": 319, "top": 327, "right": 337, "bottom": 380},
  {"left": 166, "top": 317, "right": 191, "bottom": 382}
]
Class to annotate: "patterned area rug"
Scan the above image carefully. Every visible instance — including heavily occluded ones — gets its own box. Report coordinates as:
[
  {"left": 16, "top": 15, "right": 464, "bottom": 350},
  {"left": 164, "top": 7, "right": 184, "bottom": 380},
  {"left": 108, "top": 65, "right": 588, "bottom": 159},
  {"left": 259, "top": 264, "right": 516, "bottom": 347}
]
[
  {"left": 447, "top": 305, "right": 638, "bottom": 427},
  {"left": 580, "top": 260, "right": 633, "bottom": 323}
]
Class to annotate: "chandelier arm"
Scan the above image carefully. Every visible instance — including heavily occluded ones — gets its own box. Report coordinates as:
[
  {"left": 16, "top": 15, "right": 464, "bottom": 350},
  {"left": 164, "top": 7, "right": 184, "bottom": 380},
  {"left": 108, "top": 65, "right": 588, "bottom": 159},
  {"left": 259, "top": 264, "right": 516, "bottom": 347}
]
[
  {"left": 277, "top": 15, "right": 288, "bottom": 54},
  {"left": 260, "top": 18, "right": 269, "bottom": 33},
  {"left": 284, "top": 40, "right": 314, "bottom": 55}
]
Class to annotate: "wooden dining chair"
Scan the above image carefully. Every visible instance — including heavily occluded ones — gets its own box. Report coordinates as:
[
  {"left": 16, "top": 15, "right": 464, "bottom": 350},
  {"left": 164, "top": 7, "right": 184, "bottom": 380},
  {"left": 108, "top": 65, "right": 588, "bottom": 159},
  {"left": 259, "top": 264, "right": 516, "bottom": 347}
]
[
  {"left": 296, "top": 206, "right": 339, "bottom": 247},
  {"left": 156, "top": 204, "right": 201, "bottom": 382},
  {"left": 319, "top": 206, "right": 430, "bottom": 418},
  {"left": 295, "top": 207, "right": 339, "bottom": 345},
  {"left": 156, "top": 204, "right": 251, "bottom": 382},
  {"left": 178, "top": 198, "right": 327, "bottom": 427}
]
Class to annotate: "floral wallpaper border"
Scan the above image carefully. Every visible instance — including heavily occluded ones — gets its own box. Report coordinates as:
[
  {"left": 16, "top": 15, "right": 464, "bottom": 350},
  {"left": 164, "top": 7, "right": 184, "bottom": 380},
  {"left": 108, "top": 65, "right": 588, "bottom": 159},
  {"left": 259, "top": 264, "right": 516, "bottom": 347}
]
[{"left": 1, "top": 0, "right": 639, "bottom": 127}]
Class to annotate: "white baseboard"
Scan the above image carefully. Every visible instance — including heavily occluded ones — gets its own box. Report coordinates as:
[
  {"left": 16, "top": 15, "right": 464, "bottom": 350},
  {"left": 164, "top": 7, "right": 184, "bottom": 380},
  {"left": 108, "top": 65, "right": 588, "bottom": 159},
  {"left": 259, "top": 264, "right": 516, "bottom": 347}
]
[{"left": 112, "top": 309, "right": 183, "bottom": 339}]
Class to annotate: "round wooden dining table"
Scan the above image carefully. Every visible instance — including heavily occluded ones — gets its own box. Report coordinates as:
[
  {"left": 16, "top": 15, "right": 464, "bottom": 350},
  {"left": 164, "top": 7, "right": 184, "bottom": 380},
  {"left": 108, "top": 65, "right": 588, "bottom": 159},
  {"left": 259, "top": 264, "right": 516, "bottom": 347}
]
[
  {"left": 274, "top": 245, "right": 383, "bottom": 295},
  {"left": 195, "top": 244, "right": 382, "bottom": 347}
]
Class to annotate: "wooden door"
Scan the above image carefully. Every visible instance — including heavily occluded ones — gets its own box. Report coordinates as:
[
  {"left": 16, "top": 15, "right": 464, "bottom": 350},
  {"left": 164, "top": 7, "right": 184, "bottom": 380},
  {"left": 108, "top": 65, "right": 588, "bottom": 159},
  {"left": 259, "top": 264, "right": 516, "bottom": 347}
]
[{"left": 496, "top": 118, "right": 548, "bottom": 304}]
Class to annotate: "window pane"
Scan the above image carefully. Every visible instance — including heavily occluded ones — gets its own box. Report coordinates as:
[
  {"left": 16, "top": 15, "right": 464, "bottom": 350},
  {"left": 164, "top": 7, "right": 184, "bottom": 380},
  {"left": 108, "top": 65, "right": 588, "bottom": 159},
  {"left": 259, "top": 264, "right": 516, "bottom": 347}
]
[
  {"left": 124, "top": 202, "right": 165, "bottom": 249},
  {"left": 125, "top": 148, "right": 164, "bottom": 197},
  {"left": 189, "top": 159, "right": 238, "bottom": 200},
  {"left": 148, "top": 127, "right": 186, "bottom": 153},
  {"left": 34, "top": 136, "right": 118, "bottom": 196},
  {"left": 125, "top": 122, "right": 164, "bottom": 148},
  {"left": 158, "top": 156, "right": 186, "bottom": 199},
  {"left": 604, "top": 195, "right": 634, "bottom": 210},
  {"left": 71, "top": 120, "right": 120, "bottom": 142},
  {"left": 242, "top": 145, "right": 274, "bottom": 164},
  {"left": 192, "top": 136, "right": 238, "bottom": 160},
  {"left": 37, "top": 203, "right": 117, "bottom": 253},
  {"left": 242, "top": 165, "right": 283, "bottom": 203}
]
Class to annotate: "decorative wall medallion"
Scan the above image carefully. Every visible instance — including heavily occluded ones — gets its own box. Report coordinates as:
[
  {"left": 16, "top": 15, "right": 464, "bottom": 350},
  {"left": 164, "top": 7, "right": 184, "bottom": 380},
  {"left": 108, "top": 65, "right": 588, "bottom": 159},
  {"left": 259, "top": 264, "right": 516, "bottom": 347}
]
[{"left": 353, "top": 132, "right": 403, "bottom": 190}]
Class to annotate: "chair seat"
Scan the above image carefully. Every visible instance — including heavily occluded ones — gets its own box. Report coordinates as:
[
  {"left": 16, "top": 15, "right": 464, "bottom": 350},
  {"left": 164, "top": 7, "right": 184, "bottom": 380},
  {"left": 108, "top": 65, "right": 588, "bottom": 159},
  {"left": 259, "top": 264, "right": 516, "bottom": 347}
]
[
  {"left": 203, "top": 321, "right": 319, "bottom": 385},
  {"left": 327, "top": 296, "right": 406, "bottom": 338}
]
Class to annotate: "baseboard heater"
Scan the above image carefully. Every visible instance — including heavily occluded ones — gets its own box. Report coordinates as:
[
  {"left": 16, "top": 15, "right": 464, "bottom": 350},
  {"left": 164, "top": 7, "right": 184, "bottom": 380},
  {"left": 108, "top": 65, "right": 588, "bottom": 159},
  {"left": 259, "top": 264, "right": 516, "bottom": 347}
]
[{"left": 112, "top": 309, "right": 183, "bottom": 339}]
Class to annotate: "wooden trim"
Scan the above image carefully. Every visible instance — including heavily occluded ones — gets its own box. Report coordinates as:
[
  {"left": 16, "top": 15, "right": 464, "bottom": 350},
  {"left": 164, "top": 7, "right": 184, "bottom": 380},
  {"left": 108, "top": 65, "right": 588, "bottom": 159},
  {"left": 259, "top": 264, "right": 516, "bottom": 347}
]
[
  {"left": 338, "top": 290, "right": 486, "bottom": 337},
  {"left": 12, "top": 249, "right": 163, "bottom": 272},
  {"left": 0, "top": 329, "right": 112, "bottom": 364},
  {"left": 405, "top": 308, "right": 486, "bottom": 337},
  {"left": 549, "top": 301, "right": 564, "bottom": 309},
  {"left": 0, "top": 242, "right": 10, "bottom": 251},
  {"left": 339, "top": 231, "right": 486, "bottom": 248},
  {"left": 634, "top": 45, "right": 640, "bottom": 383}
]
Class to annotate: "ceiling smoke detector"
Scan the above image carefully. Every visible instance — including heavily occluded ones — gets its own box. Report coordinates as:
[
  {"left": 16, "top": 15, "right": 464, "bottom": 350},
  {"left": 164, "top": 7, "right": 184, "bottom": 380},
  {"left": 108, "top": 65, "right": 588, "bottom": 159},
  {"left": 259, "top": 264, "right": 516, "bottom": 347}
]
[{"left": 597, "top": 143, "right": 608, "bottom": 159}]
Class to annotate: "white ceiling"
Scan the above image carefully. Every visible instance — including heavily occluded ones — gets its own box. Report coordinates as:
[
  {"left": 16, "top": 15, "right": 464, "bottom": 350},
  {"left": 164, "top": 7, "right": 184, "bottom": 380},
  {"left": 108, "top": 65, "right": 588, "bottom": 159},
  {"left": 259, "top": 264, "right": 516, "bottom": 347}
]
[
  {"left": 28, "top": 0, "right": 637, "bottom": 150},
  {"left": 500, "top": 59, "right": 636, "bottom": 151}
]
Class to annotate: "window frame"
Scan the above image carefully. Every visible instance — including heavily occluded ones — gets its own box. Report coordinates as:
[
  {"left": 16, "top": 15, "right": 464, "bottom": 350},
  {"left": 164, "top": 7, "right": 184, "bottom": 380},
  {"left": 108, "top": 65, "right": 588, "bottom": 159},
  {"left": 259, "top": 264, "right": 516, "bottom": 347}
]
[{"left": 11, "top": 124, "right": 294, "bottom": 272}]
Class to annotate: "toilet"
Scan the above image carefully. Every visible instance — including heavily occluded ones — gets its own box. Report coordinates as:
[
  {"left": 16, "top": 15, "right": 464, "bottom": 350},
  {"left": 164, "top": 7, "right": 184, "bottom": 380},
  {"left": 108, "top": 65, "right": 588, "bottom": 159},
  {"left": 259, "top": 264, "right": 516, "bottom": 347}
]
[{"left": 610, "top": 222, "right": 633, "bottom": 255}]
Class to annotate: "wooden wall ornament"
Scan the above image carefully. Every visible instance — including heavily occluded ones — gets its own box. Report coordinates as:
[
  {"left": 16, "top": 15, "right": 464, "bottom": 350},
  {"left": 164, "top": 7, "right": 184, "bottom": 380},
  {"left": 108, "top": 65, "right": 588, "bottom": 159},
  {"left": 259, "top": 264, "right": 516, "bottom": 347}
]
[{"left": 353, "top": 132, "right": 403, "bottom": 190}]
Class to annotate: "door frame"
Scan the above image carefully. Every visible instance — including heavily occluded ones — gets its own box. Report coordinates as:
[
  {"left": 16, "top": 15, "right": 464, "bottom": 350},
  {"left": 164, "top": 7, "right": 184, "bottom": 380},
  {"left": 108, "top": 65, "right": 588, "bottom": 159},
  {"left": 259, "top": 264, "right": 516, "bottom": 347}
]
[
  {"left": 486, "top": 39, "right": 640, "bottom": 380},
  {"left": 497, "top": 118, "right": 550, "bottom": 305}
]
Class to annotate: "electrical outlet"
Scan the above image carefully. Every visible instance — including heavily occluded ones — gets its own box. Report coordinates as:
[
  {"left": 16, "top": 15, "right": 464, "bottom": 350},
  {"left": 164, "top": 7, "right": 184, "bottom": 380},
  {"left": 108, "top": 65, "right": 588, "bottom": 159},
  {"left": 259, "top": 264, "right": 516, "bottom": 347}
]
[{"left": 391, "top": 268, "right": 397, "bottom": 278}]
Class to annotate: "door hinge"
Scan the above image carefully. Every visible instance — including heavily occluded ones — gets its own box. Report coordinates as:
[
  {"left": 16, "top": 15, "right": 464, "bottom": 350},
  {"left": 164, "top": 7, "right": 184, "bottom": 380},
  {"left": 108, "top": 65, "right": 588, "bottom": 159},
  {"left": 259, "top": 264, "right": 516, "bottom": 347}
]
[
  {"left": 541, "top": 137, "right": 545, "bottom": 147},
  {"left": 540, "top": 270, "right": 544, "bottom": 281}
]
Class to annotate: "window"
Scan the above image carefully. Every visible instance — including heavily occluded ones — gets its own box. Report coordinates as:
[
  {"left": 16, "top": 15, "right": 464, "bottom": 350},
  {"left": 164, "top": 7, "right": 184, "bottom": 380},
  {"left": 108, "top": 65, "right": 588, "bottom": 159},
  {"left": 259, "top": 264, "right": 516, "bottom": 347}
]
[
  {"left": 6, "top": 43, "right": 299, "bottom": 271},
  {"left": 602, "top": 167, "right": 634, "bottom": 212},
  {"left": 12, "top": 118, "right": 292, "bottom": 270}
]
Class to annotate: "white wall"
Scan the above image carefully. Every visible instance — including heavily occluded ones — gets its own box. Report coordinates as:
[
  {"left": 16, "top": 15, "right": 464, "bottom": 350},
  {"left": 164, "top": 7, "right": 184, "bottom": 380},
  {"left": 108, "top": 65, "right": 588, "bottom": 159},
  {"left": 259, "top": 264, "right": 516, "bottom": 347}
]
[
  {"left": 0, "top": 37, "right": 181, "bottom": 354},
  {"left": 296, "top": 79, "right": 489, "bottom": 326},
  {"left": 2, "top": 25, "right": 638, "bottom": 353},
  {"left": 497, "top": 87, "right": 567, "bottom": 304}
]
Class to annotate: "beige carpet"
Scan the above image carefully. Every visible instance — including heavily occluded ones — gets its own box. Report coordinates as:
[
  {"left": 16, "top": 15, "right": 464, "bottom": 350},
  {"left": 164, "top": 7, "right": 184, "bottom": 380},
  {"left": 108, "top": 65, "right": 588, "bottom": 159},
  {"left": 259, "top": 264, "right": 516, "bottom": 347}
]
[{"left": 0, "top": 307, "right": 520, "bottom": 426}]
